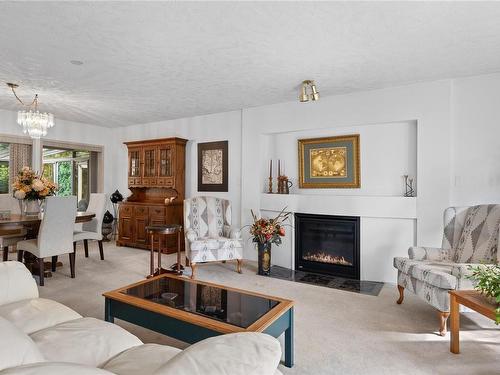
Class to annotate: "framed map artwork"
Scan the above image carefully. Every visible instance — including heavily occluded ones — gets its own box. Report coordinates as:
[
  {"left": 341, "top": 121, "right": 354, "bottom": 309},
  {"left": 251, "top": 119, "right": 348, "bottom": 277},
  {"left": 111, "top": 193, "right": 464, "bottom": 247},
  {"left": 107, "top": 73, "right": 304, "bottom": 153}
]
[{"left": 298, "top": 135, "right": 360, "bottom": 188}]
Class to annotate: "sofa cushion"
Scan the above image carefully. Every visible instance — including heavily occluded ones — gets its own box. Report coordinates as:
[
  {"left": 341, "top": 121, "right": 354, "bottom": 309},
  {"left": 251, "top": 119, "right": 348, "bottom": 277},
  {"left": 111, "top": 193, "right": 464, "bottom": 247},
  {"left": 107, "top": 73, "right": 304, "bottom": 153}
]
[
  {"left": 0, "top": 261, "right": 38, "bottom": 306},
  {"left": 0, "top": 298, "right": 82, "bottom": 334},
  {"left": 0, "top": 363, "right": 114, "bottom": 375},
  {"left": 0, "top": 316, "right": 45, "bottom": 371},
  {"left": 154, "top": 333, "right": 281, "bottom": 375},
  {"left": 30, "top": 317, "right": 142, "bottom": 368},
  {"left": 189, "top": 238, "right": 220, "bottom": 251},
  {"left": 393, "top": 257, "right": 457, "bottom": 289},
  {"left": 102, "top": 344, "right": 181, "bottom": 375}
]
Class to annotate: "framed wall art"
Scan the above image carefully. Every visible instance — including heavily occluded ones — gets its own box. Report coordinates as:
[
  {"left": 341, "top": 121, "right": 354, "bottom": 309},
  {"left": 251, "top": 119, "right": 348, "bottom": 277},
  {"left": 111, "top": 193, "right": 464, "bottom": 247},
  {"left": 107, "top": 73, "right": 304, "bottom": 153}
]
[
  {"left": 298, "top": 134, "right": 360, "bottom": 188},
  {"left": 197, "top": 140, "right": 228, "bottom": 192}
]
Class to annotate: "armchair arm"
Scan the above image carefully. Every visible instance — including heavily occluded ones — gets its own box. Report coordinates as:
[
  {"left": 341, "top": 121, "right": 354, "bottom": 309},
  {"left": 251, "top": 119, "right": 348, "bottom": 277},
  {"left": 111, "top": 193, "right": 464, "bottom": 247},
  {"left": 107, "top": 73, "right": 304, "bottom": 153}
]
[
  {"left": 224, "top": 225, "right": 241, "bottom": 240},
  {"left": 185, "top": 229, "right": 198, "bottom": 242},
  {"left": 408, "top": 246, "right": 451, "bottom": 261},
  {"left": 153, "top": 333, "right": 281, "bottom": 375}
]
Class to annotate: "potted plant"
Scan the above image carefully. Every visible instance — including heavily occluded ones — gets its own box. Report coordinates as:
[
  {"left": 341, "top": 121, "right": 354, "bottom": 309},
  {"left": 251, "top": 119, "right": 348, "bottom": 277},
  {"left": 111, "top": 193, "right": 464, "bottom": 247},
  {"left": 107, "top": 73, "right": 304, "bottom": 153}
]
[
  {"left": 12, "top": 167, "right": 58, "bottom": 215},
  {"left": 467, "top": 264, "right": 500, "bottom": 324},
  {"left": 249, "top": 208, "right": 290, "bottom": 276}
]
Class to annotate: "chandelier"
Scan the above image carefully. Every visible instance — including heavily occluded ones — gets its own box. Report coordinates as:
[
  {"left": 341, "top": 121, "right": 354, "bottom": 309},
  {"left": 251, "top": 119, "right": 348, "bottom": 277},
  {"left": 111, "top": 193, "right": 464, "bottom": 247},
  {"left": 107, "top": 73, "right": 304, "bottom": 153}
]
[{"left": 7, "top": 83, "right": 55, "bottom": 139}]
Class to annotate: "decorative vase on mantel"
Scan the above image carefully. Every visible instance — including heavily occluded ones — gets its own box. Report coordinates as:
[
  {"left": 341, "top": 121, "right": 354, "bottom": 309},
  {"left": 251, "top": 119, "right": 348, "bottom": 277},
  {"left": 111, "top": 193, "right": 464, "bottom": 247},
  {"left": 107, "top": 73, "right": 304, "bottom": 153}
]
[
  {"left": 257, "top": 242, "right": 272, "bottom": 276},
  {"left": 23, "top": 199, "right": 41, "bottom": 216}
]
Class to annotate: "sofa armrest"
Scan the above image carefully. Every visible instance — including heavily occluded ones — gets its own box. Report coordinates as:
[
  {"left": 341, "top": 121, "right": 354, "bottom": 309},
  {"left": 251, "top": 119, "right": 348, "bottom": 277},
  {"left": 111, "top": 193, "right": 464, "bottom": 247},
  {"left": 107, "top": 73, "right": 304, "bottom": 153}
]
[
  {"left": 0, "top": 261, "right": 39, "bottom": 306},
  {"left": 153, "top": 333, "right": 281, "bottom": 375},
  {"left": 185, "top": 229, "right": 198, "bottom": 242},
  {"left": 408, "top": 247, "right": 450, "bottom": 261}
]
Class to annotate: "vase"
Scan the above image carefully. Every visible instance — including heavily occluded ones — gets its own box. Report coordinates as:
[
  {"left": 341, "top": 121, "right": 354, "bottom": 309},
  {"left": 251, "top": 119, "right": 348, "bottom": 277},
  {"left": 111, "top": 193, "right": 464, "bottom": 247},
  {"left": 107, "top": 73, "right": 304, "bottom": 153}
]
[
  {"left": 257, "top": 242, "right": 272, "bottom": 276},
  {"left": 24, "top": 199, "right": 41, "bottom": 216}
]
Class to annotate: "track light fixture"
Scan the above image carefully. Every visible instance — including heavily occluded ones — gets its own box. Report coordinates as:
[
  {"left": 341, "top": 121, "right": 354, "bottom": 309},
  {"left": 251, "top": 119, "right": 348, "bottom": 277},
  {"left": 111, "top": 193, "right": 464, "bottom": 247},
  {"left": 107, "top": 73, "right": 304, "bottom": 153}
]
[{"left": 299, "top": 80, "right": 320, "bottom": 103}]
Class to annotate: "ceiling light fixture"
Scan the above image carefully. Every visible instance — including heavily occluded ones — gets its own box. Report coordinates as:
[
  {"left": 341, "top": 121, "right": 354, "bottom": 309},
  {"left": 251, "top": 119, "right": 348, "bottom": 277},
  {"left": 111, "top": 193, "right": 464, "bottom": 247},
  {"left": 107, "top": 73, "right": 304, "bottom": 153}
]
[
  {"left": 299, "top": 80, "right": 320, "bottom": 102},
  {"left": 6, "top": 83, "right": 55, "bottom": 139}
]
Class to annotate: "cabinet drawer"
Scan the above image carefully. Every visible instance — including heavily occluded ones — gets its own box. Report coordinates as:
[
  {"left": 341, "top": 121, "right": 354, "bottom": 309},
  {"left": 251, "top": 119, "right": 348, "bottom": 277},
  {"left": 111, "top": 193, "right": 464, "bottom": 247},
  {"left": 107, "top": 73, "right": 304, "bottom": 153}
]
[
  {"left": 134, "top": 206, "right": 149, "bottom": 217},
  {"left": 143, "top": 177, "right": 157, "bottom": 186},
  {"left": 150, "top": 206, "right": 165, "bottom": 218},
  {"left": 120, "top": 205, "right": 133, "bottom": 216}
]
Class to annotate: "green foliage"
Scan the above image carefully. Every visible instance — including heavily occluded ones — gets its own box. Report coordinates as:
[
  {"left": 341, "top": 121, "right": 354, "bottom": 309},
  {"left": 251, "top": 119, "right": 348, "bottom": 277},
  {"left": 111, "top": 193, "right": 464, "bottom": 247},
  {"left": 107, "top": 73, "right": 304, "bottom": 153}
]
[
  {"left": 467, "top": 264, "right": 500, "bottom": 324},
  {"left": 0, "top": 162, "right": 8, "bottom": 194},
  {"left": 57, "top": 162, "right": 72, "bottom": 196}
]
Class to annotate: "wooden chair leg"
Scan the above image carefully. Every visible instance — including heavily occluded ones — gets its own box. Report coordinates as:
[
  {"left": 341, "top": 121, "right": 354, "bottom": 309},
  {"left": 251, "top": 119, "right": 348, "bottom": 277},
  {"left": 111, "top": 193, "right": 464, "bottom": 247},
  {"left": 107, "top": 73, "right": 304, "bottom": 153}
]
[
  {"left": 83, "top": 240, "right": 89, "bottom": 258},
  {"left": 98, "top": 240, "right": 104, "bottom": 260},
  {"left": 69, "top": 251, "right": 76, "bottom": 278},
  {"left": 397, "top": 285, "right": 405, "bottom": 304},
  {"left": 17, "top": 250, "right": 24, "bottom": 262},
  {"left": 439, "top": 311, "right": 450, "bottom": 336},
  {"left": 51, "top": 256, "right": 58, "bottom": 272},
  {"left": 236, "top": 259, "right": 242, "bottom": 274},
  {"left": 3, "top": 246, "right": 8, "bottom": 261},
  {"left": 38, "top": 258, "right": 44, "bottom": 286},
  {"left": 190, "top": 263, "right": 197, "bottom": 279}
]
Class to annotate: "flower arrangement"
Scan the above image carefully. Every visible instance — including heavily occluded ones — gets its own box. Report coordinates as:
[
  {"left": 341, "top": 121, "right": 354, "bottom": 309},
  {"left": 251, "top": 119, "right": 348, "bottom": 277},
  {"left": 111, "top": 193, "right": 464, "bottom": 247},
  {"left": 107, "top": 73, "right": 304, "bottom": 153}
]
[
  {"left": 467, "top": 264, "right": 500, "bottom": 324},
  {"left": 249, "top": 208, "right": 290, "bottom": 245},
  {"left": 12, "top": 167, "right": 58, "bottom": 201}
]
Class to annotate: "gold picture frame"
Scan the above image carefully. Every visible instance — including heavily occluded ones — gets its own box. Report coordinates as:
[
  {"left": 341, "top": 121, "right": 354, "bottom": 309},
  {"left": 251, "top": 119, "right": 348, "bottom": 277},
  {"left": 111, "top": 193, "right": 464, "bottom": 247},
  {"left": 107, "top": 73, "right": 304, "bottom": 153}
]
[{"left": 298, "top": 134, "right": 360, "bottom": 188}]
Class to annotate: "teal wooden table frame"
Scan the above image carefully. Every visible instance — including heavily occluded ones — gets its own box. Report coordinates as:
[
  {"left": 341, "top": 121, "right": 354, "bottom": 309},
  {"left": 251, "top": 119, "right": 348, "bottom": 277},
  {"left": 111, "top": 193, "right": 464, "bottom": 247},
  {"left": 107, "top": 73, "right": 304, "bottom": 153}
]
[{"left": 103, "top": 276, "right": 294, "bottom": 368}]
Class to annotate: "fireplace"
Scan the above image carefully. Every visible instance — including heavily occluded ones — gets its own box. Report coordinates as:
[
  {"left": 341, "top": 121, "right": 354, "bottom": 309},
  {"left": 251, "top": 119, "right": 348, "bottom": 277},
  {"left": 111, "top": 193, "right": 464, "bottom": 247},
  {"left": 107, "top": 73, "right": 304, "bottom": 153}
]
[{"left": 295, "top": 213, "right": 360, "bottom": 279}]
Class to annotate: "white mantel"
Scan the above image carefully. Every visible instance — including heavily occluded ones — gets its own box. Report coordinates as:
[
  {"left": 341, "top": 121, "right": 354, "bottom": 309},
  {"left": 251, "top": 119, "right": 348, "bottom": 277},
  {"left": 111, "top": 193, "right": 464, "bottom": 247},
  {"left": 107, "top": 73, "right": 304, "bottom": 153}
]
[{"left": 260, "top": 194, "right": 416, "bottom": 219}]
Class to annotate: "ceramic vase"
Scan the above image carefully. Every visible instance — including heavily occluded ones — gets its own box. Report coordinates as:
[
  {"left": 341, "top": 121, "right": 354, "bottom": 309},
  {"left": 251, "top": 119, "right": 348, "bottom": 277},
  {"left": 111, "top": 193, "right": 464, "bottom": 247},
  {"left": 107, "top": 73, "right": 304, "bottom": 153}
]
[{"left": 257, "top": 242, "right": 272, "bottom": 276}]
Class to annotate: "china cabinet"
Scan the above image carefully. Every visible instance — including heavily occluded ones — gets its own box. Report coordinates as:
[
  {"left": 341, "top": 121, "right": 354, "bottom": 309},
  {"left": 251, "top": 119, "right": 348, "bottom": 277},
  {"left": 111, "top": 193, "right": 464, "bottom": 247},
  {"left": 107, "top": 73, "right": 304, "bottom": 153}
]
[{"left": 117, "top": 137, "right": 187, "bottom": 253}]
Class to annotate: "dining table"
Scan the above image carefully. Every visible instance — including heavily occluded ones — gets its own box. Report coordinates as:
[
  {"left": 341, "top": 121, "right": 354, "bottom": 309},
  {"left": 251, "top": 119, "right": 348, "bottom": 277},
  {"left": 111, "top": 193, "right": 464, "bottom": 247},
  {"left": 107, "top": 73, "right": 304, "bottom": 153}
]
[{"left": 0, "top": 211, "right": 96, "bottom": 277}]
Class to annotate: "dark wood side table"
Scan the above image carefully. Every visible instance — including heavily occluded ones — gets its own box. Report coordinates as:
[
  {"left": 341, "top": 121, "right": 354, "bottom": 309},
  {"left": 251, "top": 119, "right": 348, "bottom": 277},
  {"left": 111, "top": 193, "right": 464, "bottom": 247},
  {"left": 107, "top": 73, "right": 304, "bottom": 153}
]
[
  {"left": 146, "top": 224, "right": 183, "bottom": 278},
  {"left": 449, "top": 290, "right": 497, "bottom": 354}
]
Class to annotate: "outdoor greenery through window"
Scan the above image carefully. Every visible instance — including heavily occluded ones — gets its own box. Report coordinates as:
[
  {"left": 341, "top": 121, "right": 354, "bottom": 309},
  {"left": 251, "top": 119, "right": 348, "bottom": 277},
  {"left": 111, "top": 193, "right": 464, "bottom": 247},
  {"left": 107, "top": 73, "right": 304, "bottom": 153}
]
[
  {"left": 43, "top": 148, "right": 91, "bottom": 207},
  {"left": 0, "top": 143, "right": 9, "bottom": 194}
]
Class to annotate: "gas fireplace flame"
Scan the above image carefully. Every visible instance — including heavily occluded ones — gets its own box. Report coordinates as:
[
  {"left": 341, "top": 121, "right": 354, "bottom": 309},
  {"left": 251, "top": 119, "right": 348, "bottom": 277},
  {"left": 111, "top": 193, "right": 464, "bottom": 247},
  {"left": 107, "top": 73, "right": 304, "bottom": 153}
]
[{"left": 303, "top": 251, "right": 353, "bottom": 266}]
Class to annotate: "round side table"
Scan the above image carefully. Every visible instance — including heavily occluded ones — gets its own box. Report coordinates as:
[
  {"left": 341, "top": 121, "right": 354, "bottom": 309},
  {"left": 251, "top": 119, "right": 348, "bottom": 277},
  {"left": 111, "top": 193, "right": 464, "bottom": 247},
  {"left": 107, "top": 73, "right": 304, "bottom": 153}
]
[{"left": 146, "top": 224, "right": 183, "bottom": 278}]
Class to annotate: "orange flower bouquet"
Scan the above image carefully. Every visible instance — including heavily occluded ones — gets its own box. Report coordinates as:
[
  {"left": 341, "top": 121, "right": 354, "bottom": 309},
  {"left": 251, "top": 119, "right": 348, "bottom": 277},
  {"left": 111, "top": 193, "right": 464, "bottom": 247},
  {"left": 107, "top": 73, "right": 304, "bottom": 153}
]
[{"left": 12, "top": 166, "right": 58, "bottom": 201}]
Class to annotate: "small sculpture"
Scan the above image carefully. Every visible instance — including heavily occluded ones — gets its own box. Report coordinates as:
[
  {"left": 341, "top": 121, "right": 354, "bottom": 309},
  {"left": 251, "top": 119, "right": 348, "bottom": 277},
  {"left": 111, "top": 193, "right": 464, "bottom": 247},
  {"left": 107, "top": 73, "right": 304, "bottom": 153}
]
[{"left": 403, "top": 175, "right": 415, "bottom": 197}]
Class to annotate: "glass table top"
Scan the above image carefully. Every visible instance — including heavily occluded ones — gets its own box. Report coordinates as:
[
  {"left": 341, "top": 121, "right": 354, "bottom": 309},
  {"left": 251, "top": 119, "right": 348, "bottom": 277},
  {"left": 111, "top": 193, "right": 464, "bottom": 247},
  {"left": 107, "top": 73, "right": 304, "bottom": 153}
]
[{"left": 121, "top": 276, "right": 280, "bottom": 328}]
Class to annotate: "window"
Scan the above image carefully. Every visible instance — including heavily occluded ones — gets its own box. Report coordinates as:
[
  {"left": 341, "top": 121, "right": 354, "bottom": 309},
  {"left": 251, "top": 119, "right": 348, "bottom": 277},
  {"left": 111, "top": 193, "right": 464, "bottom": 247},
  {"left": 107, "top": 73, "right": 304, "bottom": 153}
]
[
  {"left": 0, "top": 143, "right": 10, "bottom": 194},
  {"left": 42, "top": 148, "right": 92, "bottom": 208}
]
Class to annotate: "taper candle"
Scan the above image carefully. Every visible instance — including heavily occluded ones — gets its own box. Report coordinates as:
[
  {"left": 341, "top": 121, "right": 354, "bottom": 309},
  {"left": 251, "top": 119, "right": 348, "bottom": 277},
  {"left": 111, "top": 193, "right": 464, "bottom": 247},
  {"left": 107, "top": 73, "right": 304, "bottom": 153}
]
[
  {"left": 278, "top": 159, "right": 281, "bottom": 176},
  {"left": 269, "top": 159, "right": 272, "bottom": 178}
]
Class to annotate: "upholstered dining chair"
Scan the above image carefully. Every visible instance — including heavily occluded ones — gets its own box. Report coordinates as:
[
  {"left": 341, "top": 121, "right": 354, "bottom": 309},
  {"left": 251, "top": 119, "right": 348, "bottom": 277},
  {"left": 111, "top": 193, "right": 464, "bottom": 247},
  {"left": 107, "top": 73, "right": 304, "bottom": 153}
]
[
  {"left": 0, "top": 194, "right": 26, "bottom": 261},
  {"left": 393, "top": 204, "right": 500, "bottom": 335},
  {"left": 73, "top": 193, "right": 106, "bottom": 260},
  {"left": 17, "top": 196, "right": 77, "bottom": 286},
  {"left": 184, "top": 196, "right": 243, "bottom": 279}
]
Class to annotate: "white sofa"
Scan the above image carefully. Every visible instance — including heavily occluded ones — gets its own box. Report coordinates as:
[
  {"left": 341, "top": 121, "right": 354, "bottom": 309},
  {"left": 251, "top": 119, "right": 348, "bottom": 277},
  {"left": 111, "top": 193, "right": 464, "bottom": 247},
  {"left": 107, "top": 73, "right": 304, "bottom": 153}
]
[{"left": 0, "top": 261, "right": 283, "bottom": 375}]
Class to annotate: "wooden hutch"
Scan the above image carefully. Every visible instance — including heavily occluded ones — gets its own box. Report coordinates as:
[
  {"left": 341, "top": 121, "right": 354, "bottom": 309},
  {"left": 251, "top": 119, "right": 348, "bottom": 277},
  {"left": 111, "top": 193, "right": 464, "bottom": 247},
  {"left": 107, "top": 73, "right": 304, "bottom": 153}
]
[{"left": 117, "top": 137, "right": 187, "bottom": 253}]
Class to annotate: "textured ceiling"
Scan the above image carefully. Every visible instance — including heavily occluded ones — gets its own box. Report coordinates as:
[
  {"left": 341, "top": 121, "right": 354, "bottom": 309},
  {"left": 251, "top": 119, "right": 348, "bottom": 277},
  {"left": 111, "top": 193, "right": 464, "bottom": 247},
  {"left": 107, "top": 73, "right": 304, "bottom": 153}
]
[{"left": 1, "top": 2, "right": 500, "bottom": 127}]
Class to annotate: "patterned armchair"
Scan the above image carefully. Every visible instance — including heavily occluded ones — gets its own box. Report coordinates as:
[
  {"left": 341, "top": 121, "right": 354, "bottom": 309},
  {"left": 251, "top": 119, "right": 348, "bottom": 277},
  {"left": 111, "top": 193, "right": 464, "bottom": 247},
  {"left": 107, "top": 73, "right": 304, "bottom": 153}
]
[
  {"left": 393, "top": 205, "right": 500, "bottom": 335},
  {"left": 184, "top": 196, "right": 243, "bottom": 279}
]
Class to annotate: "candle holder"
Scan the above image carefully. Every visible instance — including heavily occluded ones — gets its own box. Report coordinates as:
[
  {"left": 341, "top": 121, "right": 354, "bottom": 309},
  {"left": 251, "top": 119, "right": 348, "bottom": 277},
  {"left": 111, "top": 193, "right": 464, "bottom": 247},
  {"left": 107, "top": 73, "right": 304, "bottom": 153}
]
[{"left": 403, "top": 175, "right": 415, "bottom": 197}]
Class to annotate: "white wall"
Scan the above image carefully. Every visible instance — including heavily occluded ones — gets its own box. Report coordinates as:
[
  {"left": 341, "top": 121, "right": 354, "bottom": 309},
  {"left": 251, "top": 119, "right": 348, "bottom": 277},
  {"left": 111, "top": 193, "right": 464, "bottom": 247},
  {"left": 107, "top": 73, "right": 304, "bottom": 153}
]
[
  {"left": 450, "top": 73, "right": 500, "bottom": 206},
  {"left": 112, "top": 110, "right": 243, "bottom": 225}
]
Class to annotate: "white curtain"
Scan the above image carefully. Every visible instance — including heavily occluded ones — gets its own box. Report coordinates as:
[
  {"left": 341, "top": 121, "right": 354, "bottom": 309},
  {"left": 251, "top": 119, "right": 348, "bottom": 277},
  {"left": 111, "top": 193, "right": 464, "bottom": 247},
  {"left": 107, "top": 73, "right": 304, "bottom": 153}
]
[{"left": 9, "top": 143, "right": 32, "bottom": 193}]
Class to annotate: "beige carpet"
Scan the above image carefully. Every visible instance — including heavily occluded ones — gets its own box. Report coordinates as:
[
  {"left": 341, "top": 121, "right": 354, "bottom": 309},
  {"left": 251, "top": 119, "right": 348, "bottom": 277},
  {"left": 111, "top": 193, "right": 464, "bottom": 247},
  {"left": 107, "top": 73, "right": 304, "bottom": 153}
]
[{"left": 37, "top": 242, "right": 499, "bottom": 375}]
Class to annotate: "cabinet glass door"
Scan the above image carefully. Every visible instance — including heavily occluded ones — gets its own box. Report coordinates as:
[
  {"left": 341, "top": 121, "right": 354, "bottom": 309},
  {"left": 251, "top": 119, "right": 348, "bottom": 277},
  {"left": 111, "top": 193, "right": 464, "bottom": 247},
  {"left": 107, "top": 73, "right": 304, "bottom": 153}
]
[
  {"left": 158, "top": 146, "right": 173, "bottom": 177},
  {"left": 143, "top": 147, "right": 156, "bottom": 177},
  {"left": 129, "top": 149, "right": 141, "bottom": 177}
]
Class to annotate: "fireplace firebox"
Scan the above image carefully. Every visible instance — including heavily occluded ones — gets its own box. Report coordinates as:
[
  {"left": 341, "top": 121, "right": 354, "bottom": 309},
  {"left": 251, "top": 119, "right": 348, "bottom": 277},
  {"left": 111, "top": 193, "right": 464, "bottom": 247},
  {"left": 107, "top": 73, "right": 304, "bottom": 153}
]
[{"left": 294, "top": 213, "right": 360, "bottom": 279}]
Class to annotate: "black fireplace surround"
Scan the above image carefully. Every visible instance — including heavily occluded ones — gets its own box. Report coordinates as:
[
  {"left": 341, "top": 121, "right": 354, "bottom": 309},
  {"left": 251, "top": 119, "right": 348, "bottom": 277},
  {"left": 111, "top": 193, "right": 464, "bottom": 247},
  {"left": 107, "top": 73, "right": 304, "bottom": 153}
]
[{"left": 295, "top": 213, "right": 360, "bottom": 280}]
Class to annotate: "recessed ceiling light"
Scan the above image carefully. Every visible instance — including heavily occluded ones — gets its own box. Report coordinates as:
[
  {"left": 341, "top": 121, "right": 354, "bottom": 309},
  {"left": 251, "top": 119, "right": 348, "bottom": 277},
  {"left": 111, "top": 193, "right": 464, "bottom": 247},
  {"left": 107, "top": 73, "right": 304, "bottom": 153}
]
[{"left": 70, "top": 60, "right": 84, "bottom": 66}]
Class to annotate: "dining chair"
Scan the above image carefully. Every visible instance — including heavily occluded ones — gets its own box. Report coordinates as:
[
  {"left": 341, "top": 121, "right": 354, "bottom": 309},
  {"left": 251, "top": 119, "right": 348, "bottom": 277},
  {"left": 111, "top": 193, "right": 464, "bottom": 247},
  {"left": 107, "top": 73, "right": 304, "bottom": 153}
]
[
  {"left": 73, "top": 193, "right": 106, "bottom": 260},
  {"left": 0, "top": 194, "right": 26, "bottom": 261},
  {"left": 17, "top": 196, "right": 77, "bottom": 286}
]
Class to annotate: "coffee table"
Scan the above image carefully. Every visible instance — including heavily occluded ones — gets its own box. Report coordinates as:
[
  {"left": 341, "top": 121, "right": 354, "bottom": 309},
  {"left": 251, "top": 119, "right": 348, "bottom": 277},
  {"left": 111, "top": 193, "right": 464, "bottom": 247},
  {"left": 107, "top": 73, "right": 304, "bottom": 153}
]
[
  {"left": 103, "top": 274, "right": 295, "bottom": 367},
  {"left": 449, "top": 290, "right": 498, "bottom": 354}
]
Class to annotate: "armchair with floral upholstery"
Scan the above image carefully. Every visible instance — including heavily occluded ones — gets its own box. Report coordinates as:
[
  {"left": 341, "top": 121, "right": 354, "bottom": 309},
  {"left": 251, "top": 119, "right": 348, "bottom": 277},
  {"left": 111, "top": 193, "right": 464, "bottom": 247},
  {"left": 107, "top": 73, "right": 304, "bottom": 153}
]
[
  {"left": 393, "top": 205, "right": 500, "bottom": 335},
  {"left": 184, "top": 196, "right": 243, "bottom": 279}
]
